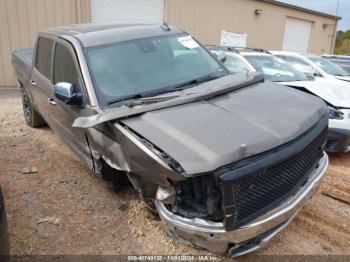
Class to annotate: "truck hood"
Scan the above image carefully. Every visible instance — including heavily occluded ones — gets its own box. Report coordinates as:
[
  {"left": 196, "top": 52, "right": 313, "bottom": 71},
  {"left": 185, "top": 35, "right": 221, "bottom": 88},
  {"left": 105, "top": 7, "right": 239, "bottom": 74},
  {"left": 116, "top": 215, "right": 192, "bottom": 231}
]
[
  {"left": 281, "top": 80, "right": 350, "bottom": 108},
  {"left": 121, "top": 82, "right": 327, "bottom": 175}
]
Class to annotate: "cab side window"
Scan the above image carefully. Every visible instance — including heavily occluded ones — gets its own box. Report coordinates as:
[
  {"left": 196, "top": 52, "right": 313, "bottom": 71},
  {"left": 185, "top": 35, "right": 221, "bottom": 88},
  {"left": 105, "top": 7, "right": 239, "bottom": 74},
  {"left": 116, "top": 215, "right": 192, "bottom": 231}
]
[
  {"left": 53, "top": 43, "right": 81, "bottom": 92},
  {"left": 35, "top": 37, "right": 54, "bottom": 80}
]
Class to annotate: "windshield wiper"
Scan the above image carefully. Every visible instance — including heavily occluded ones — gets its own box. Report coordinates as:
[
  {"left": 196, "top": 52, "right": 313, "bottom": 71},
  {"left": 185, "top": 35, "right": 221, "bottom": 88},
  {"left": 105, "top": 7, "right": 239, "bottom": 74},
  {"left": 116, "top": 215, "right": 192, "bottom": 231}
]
[
  {"left": 158, "top": 71, "right": 225, "bottom": 93},
  {"left": 143, "top": 72, "right": 224, "bottom": 97},
  {"left": 143, "top": 78, "right": 202, "bottom": 97},
  {"left": 107, "top": 71, "right": 225, "bottom": 106},
  {"left": 107, "top": 94, "right": 145, "bottom": 105},
  {"left": 125, "top": 88, "right": 209, "bottom": 108},
  {"left": 125, "top": 94, "right": 181, "bottom": 107},
  {"left": 107, "top": 87, "right": 186, "bottom": 107}
]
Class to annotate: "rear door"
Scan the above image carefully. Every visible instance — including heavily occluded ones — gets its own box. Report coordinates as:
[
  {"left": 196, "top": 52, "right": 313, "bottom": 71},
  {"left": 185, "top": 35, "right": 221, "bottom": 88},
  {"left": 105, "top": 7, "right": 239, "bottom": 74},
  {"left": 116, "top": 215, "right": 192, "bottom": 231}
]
[{"left": 30, "top": 36, "right": 55, "bottom": 124}]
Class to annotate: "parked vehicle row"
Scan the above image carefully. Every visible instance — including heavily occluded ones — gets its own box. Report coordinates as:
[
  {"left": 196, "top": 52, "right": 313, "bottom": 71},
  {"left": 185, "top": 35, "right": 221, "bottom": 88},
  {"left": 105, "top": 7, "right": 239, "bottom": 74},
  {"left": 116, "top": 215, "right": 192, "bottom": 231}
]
[
  {"left": 272, "top": 51, "right": 350, "bottom": 82},
  {"left": 210, "top": 46, "right": 350, "bottom": 153},
  {"left": 12, "top": 23, "right": 330, "bottom": 257},
  {"left": 322, "top": 55, "right": 350, "bottom": 74}
]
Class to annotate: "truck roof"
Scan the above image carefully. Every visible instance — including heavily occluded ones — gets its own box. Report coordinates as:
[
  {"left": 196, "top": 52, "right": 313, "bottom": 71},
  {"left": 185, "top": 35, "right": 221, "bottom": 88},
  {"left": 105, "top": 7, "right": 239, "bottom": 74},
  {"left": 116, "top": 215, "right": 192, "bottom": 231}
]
[{"left": 43, "top": 23, "right": 184, "bottom": 47}]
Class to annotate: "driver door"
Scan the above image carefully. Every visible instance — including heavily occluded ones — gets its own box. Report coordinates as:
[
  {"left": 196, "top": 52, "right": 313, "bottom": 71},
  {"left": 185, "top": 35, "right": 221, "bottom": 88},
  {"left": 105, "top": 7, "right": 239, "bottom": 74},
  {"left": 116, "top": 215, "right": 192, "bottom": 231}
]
[{"left": 49, "top": 40, "right": 93, "bottom": 168}]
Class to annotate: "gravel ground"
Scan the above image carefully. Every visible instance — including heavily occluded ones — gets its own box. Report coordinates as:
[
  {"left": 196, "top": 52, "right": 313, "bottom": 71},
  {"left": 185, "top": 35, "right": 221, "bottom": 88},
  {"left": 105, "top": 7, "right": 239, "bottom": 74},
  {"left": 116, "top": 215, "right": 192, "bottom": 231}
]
[{"left": 0, "top": 88, "right": 350, "bottom": 258}]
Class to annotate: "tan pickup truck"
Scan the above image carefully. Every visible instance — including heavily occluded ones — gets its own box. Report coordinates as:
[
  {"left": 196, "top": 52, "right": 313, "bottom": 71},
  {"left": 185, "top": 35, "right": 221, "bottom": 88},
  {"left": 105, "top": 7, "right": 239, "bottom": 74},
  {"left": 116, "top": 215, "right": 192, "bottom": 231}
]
[{"left": 12, "top": 23, "right": 329, "bottom": 257}]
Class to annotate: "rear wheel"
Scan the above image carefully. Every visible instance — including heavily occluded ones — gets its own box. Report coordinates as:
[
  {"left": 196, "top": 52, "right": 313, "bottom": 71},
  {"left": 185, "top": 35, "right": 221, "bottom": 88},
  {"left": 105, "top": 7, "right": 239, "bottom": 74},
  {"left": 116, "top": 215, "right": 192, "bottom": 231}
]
[{"left": 21, "top": 87, "right": 46, "bottom": 128}]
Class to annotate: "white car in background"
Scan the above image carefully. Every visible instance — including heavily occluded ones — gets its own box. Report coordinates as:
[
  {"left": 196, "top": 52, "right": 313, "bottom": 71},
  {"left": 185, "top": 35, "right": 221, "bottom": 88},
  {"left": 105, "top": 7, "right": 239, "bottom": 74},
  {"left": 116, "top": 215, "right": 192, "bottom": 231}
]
[
  {"left": 271, "top": 51, "right": 350, "bottom": 83},
  {"left": 322, "top": 55, "right": 350, "bottom": 74},
  {"left": 209, "top": 46, "right": 350, "bottom": 152}
]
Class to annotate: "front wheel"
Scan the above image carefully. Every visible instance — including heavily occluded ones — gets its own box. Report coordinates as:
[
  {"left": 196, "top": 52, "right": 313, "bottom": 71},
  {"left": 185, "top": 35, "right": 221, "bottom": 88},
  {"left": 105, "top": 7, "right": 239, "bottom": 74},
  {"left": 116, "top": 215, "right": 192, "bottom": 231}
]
[{"left": 21, "top": 87, "right": 46, "bottom": 128}]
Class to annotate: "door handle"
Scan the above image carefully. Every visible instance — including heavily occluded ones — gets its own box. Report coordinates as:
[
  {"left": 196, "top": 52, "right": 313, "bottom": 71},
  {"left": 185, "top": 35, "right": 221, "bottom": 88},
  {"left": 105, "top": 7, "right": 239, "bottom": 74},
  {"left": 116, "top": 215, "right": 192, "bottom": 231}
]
[
  {"left": 29, "top": 80, "right": 37, "bottom": 86},
  {"left": 48, "top": 98, "right": 56, "bottom": 105}
]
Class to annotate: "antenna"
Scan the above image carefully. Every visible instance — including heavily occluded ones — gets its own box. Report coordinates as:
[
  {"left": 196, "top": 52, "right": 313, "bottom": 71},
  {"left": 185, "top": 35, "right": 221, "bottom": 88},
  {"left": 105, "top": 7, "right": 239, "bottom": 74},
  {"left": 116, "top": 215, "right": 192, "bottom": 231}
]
[
  {"left": 331, "top": 0, "right": 340, "bottom": 54},
  {"left": 336, "top": 0, "right": 340, "bottom": 17}
]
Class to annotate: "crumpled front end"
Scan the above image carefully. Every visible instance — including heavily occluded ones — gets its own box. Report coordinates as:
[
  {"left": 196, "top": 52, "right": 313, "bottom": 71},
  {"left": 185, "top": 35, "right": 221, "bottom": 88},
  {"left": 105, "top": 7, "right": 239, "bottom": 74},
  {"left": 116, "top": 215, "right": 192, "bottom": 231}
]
[
  {"left": 156, "top": 154, "right": 328, "bottom": 256},
  {"left": 155, "top": 118, "right": 329, "bottom": 257}
]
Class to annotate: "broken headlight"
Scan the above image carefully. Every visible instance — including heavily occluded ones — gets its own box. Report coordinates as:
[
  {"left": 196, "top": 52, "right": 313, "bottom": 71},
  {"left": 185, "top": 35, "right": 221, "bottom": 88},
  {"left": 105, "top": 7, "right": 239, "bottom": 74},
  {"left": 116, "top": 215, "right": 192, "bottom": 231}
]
[
  {"left": 328, "top": 106, "right": 344, "bottom": 120},
  {"left": 168, "top": 175, "right": 224, "bottom": 222}
]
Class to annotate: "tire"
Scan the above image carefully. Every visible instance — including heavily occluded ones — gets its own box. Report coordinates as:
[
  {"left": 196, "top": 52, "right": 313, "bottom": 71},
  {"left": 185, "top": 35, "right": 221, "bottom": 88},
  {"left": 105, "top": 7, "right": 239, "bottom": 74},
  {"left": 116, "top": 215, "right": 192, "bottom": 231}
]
[
  {"left": 21, "top": 87, "right": 46, "bottom": 128},
  {"left": 101, "top": 159, "right": 131, "bottom": 191}
]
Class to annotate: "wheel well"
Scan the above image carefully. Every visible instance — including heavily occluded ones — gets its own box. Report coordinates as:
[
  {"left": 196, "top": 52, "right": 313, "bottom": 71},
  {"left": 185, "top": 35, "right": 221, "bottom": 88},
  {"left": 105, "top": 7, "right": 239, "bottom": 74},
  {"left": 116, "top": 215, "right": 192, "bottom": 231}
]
[
  {"left": 100, "top": 158, "right": 131, "bottom": 189},
  {"left": 100, "top": 157, "right": 157, "bottom": 205}
]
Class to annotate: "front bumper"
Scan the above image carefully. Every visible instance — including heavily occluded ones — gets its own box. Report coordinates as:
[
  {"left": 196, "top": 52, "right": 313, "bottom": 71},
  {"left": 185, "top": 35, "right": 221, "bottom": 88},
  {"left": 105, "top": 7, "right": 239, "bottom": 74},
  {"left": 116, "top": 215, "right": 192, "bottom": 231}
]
[{"left": 155, "top": 153, "right": 328, "bottom": 257}]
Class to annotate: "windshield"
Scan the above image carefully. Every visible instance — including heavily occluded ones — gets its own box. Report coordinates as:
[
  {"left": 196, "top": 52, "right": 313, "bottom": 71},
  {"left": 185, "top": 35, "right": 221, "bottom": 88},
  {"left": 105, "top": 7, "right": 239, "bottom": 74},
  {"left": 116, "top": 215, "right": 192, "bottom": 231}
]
[
  {"left": 244, "top": 55, "right": 309, "bottom": 82},
  {"left": 86, "top": 33, "right": 227, "bottom": 106},
  {"left": 308, "top": 56, "right": 349, "bottom": 76}
]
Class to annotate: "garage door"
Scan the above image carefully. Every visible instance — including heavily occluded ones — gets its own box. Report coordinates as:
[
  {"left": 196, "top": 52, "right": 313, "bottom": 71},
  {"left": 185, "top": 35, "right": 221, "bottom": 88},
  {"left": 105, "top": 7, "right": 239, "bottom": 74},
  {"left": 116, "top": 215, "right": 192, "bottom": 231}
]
[
  {"left": 91, "top": 0, "right": 164, "bottom": 24},
  {"left": 282, "top": 17, "right": 313, "bottom": 53}
]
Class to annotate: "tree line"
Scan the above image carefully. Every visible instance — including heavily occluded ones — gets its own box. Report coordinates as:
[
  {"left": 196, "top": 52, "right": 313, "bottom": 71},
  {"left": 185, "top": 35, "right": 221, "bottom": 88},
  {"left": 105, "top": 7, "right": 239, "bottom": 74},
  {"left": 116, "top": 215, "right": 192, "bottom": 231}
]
[{"left": 335, "top": 30, "right": 350, "bottom": 55}]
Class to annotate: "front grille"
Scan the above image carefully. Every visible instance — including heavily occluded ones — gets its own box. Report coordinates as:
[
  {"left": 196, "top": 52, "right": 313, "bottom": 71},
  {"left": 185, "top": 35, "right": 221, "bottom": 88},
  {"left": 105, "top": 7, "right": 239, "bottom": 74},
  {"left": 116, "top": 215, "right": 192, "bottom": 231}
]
[{"left": 226, "top": 127, "right": 327, "bottom": 228}]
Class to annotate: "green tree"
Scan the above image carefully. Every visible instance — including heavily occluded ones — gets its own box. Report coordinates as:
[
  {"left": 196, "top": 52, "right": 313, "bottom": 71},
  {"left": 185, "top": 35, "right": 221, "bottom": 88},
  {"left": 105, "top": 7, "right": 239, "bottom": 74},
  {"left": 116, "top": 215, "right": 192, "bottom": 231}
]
[
  {"left": 335, "top": 31, "right": 344, "bottom": 47},
  {"left": 336, "top": 39, "right": 350, "bottom": 55},
  {"left": 335, "top": 30, "right": 350, "bottom": 55}
]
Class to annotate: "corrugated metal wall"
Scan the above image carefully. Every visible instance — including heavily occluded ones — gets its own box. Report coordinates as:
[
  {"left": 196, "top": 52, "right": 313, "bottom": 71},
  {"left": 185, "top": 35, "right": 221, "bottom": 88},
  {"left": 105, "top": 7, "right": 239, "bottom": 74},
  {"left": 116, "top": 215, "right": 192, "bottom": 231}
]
[
  {"left": 0, "top": 0, "right": 338, "bottom": 86},
  {"left": 0, "top": 0, "right": 91, "bottom": 87},
  {"left": 91, "top": 0, "right": 164, "bottom": 24},
  {"left": 165, "top": 0, "right": 338, "bottom": 55}
]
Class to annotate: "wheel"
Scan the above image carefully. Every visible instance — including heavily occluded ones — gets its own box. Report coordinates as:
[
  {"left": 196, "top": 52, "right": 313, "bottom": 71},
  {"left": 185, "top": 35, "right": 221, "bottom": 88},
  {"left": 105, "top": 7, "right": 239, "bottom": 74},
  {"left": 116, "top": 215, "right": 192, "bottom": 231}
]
[{"left": 21, "top": 87, "right": 46, "bottom": 128}]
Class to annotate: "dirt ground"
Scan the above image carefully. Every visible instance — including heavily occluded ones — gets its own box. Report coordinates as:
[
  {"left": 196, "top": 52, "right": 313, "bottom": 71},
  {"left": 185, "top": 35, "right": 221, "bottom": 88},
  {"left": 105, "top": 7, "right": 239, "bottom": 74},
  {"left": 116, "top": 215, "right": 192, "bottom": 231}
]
[{"left": 0, "top": 88, "right": 350, "bottom": 258}]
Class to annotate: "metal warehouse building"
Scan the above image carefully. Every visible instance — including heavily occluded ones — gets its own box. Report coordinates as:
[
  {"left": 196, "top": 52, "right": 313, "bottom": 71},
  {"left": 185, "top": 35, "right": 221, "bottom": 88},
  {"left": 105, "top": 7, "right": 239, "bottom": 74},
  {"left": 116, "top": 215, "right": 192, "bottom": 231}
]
[{"left": 0, "top": 0, "right": 340, "bottom": 86}]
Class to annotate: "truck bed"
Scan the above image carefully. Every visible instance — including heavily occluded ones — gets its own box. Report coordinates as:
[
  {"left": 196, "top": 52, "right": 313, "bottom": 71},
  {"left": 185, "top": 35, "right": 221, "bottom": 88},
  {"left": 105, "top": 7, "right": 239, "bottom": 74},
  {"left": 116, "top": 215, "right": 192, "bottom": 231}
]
[{"left": 11, "top": 48, "right": 34, "bottom": 86}]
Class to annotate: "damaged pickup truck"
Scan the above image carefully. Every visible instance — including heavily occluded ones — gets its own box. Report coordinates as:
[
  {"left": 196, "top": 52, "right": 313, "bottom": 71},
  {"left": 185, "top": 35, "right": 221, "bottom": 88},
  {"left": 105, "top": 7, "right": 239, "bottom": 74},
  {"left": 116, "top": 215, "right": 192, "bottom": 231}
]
[{"left": 12, "top": 24, "right": 329, "bottom": 257}]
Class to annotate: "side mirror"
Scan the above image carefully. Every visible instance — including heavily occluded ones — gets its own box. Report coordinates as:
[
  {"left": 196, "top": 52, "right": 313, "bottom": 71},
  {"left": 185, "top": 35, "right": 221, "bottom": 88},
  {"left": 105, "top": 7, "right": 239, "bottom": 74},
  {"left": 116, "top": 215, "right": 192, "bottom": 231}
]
[
  {"left": 212, "top": 51, "right": 227, "bottom": 63},
  {"left": 216, "top": 51, "right": 227, "bottom": 63},
  {"left": 54, "top": 82, "right": 82, "bottom": 106},
  {"left": 313, "top": 71, "right": 323, "bottom": 77},
  {"left": 304, "top": 72, "right": 315, "bottom": 80},
  {"left": 301, "top": 66, "right": 321, "bottom": 78}
]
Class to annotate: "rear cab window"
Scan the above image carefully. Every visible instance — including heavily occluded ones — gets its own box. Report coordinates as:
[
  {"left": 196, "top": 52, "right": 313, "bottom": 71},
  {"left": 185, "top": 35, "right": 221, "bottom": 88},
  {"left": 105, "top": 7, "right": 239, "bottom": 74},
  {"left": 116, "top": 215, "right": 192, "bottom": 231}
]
[{"left": 35, "top": 37, "right": 54, "bottom": 80}]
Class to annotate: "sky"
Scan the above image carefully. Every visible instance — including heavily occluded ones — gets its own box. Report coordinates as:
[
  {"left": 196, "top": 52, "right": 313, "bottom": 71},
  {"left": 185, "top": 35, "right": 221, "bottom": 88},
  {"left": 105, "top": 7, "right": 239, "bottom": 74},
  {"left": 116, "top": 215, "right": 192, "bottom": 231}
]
[{"left": 277, "top": 0, "right": 350, "bottom": 31}]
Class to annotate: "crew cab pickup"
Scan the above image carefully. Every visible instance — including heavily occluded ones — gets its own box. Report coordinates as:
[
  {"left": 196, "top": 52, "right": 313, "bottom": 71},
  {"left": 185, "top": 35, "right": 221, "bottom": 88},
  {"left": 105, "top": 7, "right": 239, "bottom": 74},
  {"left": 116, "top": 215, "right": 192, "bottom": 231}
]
[{"left": 12, "top": 24, "right": 329, "bottom": 257}]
